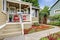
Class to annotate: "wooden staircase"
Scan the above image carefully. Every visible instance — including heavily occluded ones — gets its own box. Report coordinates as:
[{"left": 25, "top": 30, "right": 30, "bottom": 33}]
[{"left": 0, "top": 24, "right": 22, "bottom": 39}]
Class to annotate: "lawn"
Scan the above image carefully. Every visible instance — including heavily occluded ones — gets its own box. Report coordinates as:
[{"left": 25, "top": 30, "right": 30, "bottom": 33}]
[
  {"left": 40, "top": 32, "right": 60, "bottom": 40},
  {"left": 24, "top": 24, "right": 53, "bottom": 34}
]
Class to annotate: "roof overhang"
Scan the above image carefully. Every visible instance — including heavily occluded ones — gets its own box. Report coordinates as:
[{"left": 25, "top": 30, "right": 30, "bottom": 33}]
[
  {"left": 50, "top": 0, "right": 59, "bottom": 10},
  {"left": 7, "top": 0, "right": 32, "bottom": 5},
  {"left": 32, "top": 6, "right": 40, "bottom": 10}
]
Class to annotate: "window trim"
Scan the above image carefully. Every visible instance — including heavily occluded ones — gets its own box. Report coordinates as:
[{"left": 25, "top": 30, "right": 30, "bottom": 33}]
[
  {"left": 54, "top": 9, "right": 60, "bottom": 13},
  {"left": 32, "top": 9, "right": 38, "bottom": 17},
  {"left": 2, "top": 0, "right": 6, "bottom": 13}
]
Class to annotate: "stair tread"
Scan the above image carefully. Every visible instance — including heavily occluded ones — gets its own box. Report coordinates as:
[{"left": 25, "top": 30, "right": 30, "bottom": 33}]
[
  {"left": 4, "top": 26, "right": 21, "bottom": 29},
  {"left": 1, "top": 28, "right": 21, "bottom": 31},
  {"left": 0, "top": 31, "right": 22, "bottom": 38}
]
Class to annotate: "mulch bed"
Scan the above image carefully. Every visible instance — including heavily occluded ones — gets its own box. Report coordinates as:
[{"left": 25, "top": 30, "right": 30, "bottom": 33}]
[{"left": 24, "top": 25, "right": 53, "bottom": 34}]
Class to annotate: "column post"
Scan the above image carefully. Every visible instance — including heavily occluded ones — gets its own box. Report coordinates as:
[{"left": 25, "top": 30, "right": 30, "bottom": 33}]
[{"left": 30, "top": 4, "right": 32, "bottom": 22}]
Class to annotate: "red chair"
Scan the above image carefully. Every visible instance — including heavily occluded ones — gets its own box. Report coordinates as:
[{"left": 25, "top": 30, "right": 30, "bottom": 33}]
[{"left": 13, "top": 15, "right": 20, "bottom": 22}]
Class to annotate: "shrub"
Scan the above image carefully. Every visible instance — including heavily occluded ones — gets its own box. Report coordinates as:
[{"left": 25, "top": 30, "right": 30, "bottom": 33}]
[
  {"left": 49, "top": 14, "right": 60, "bottom": 21},
  {"left": 33, "top": 22, "right": 40, "bottom": 26},
  {"left": 40, "top": 37, "right": 49, "bottom": 40},
  {"left": 48, "top": 21, "right": 60, "bottom": 26}
]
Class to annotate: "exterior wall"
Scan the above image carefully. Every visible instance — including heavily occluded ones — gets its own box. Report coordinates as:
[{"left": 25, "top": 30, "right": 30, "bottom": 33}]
[
  {"left": 32, "top": 17, "right": 39, "bottom": 23},
  {"left": 0, "top": 0, "right": 3, "bottom": 11},
  {"left": 24, "top": 24, "right": 32, "bottom": 29},
  {"left": 50, "top": 1, "right": 60, "bottom": 16},
  {"left": 0, "top": 24, "right": 22, "bottom": 38},
  {"left": 0, "top": 12, "right": 7, "bottom": 26},
  {"left": 32, "top": 9, "right": 39, "bottom": 23}
]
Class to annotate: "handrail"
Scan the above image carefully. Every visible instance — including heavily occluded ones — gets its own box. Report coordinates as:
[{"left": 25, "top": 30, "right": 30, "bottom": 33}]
[
  {"left": 0, "top": 11, "right": 7, "bottom": 29},
  {"left": 1, "top": 11, "right": 7, "bottom": 15},
  {"left": 0, "top": 23, "right": 7, "bottom": 29}
]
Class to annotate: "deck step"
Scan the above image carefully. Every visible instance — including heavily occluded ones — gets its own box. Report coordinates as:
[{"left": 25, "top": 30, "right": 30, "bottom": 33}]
[
  {"left": 0, "top": 28, "right": 21, "bottom": 34},
  {"left": 0, "top": 31, "right": 22, "bottom": 38},
  {"left": 0, "top": 24, "right": 22, "bottom": 38},
  {"left": 4, "top": 24, "right": 21, "bottom": 29}
]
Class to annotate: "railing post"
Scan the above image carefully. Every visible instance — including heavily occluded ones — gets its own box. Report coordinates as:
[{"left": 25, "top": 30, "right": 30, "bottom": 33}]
[{"left": 30, "top": 4, "right": 32, "bottom": 22}]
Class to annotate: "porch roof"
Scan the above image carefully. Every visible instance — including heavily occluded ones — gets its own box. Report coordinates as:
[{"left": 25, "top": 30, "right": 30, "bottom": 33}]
[
  {"left": 7, "top": 0, "right": 32, "bottom": 5},
  {"left": 32, "top": 6, "right": 40, "bottom": 10}
]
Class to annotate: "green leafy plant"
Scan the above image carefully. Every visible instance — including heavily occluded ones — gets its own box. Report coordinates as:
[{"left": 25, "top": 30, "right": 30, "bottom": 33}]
[
  {"left": 48, "top": 21, "right": 60, "bottom": 26},
  {"left": 33, "top": 22, "right": 40, "bottom": 26},
  {"left": 9, "top": 15, "right": 12, "bottom": 18},
  {"left": 40, "top": 37, "right": 49, "bottom": 40},
  {"left": 49, "top": 14, "right": 60, "bottom": 21}
]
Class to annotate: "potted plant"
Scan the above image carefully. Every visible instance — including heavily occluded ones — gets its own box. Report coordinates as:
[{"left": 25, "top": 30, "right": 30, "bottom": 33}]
[{"left": 9, "top": 15, "right": 12, "bottom": 22}]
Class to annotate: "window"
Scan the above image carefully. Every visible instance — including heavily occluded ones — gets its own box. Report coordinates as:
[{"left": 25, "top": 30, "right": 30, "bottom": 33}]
[
  {"left": 54, "top": 10, "right": 60, "bottom": 13},
  {"left": 32, "top": 9, "right": 38, "bottom": 17},
  {"left": 3, "top": 0, "right": 6, "bottom": 12},
  {"left": 28, "top": 8, "right": 30, "bottom": 14},
  {"left": 32, "top": 10, "right": 35, "bottom": 17},
  {"left": 35, "top": 9, "right": 37, "bottom": 17}
]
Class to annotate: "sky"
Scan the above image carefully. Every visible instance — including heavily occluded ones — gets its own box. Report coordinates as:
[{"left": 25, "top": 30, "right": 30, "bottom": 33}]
[{"left": 38, "top": 0, "right": 57, "bottom": 9}]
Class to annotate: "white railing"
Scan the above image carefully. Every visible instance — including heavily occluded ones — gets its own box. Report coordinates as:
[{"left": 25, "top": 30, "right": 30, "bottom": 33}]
[
  {"left": 21, "top": 14, "right": 30, "bottom": 22},
  {"left": 8, "top": 14, "right": 20, "bottom": 22},
  {"left": 0, "top": 23, "right": 7, "bottom": 29}
]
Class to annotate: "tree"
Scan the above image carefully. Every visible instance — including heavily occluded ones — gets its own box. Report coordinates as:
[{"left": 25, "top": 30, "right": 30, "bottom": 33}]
[
  {"left": 39, "top": 6, "right": 49, "bottom": 24},
  {"left": 22, "top": 0, "right": 39, "bottom": 7}
]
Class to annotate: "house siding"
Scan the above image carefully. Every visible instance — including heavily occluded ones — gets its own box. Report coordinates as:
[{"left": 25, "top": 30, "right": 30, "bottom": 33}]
[
  {"left": 0, "top": 24, "right": 22, "bottom": 38},
  {"left": 32, "top": 9, "right": 39, "bottom": 23},
  {"left": 50, "top": 1, "right": 60, "bottom": 16},
  {"left": 0, "top": 0, "right": 3, "bottom": 11},
  {"left": 0, "top": 12, "right": 7, "bottom": 25},
  {"left": 32, "top": 17, "right": 39, "bottom": 23},
  {"left": 24, "top": 24, "right": 32, "bottom": 29}
]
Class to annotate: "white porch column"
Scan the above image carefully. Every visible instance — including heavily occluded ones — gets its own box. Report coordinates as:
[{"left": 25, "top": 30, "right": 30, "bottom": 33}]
[
  {"left": 19, "top": 3, "right": 24, "bottom": 35},
  {"left": 30, "top": 4, "right": 32, "bottom": 22},
  {"left": 19, "top": 3, "right": 21, "bottom": 12}
]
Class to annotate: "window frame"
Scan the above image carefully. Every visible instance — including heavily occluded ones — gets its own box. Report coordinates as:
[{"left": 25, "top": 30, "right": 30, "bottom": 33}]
[
  {"left": 2, "top": 0, "right": 6, "bottom": 13},
  {"left": 54, "top": 9, "right": 60, "bottom": 13}
]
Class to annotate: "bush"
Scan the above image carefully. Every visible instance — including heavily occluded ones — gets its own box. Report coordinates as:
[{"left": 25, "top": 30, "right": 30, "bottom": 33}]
[
  {"left": 33, "top": 22, "right": 40, "bottom": 26},
  {"left": 48, "top": 21, "right": 60, "bottom": 26},
  {"left": 40, "top": 37, "right": 49, "bottom": 40},
  {"left": 49, "top": 14, "right": 60, "bottom": 21}
]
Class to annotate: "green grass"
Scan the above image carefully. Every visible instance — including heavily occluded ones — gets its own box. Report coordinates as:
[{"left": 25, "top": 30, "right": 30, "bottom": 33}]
[{"left": 40, "top": 37, "right": 49, "bottom": 40}]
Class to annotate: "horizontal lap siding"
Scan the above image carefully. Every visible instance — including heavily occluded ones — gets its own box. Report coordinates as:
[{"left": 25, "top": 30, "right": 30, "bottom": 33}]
[
  {"left": 0, "top": 0, "right": 3, "bottom": 11},
  {"left": 0, "top": 0, "right": 7, "bottom": 25},
  {"left": 24, "top": 24, "right": 32, "bottom": 29},
  {"left": 0, "top": 12, "right": 7, "bottom": 25},
  {"left": 32, "top": 17, "right": 39, "bottom": 23}
]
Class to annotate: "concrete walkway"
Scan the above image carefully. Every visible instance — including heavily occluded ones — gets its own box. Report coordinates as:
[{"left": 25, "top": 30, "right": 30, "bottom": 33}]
[{"left": 25, "top": 27, "right": 60, "bottom": 40}]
